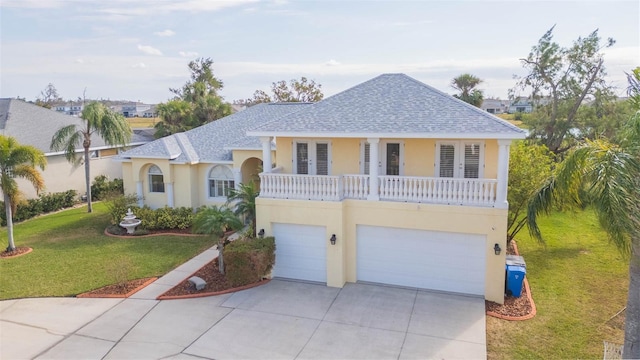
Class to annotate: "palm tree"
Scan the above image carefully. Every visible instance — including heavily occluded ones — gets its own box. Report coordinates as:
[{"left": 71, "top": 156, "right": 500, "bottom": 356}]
[
  {"left": 227, "top": 181, "right": 259, "bottom": 237},
  {"left": 193, "top": 205, "right": 243, "bottom": 273},
  {"left": 0, "top": 136, "right": 46, "bottom": 251},
  {"left": 451, "top": 73, "right": 484, "bottom": 107},
  {"left": 50, "top": 102, "right": 132, "bottom": 213},
  {"left": 526, "top": 115, "right": 640, "bottom": 357}
]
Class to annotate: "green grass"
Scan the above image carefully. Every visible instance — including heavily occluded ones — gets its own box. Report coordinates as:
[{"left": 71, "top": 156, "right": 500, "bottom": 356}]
[
  {"left": 487, "top": 209, "right": 628, "bottom": 359},
  {"left": 127, "top": 117, "right": 158, "bottom": 128},
  {"left": 0, "top": 203, "right": 215, "bottom": 299}
]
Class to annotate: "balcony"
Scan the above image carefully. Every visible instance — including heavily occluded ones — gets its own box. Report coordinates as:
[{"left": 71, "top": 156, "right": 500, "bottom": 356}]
[{"left": 259, "top": 172, "right": 498, "bottom": 207}]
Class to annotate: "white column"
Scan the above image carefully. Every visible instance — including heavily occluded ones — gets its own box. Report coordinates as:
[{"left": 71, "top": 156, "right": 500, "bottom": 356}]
[
  {"left": 166, "top": 182, "right": 174, "bottom": 208},
  {"left": 496, "top": 139, "right": 511, "bottom": 209},
  {"left": 260, "top": 136, "right": 273, "bottom": 173},
  {"left": 233, "top": 168, "right": 242, "bottom": 189},
  {"left": 136, "top": 181, "right": 143, "bottom": 207},
  {"left": 367, "top": 138, "right": 380, "bottom": 201}
]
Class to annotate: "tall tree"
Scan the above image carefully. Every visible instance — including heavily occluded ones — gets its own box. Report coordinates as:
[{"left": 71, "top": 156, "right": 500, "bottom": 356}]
[
  {"left": 506, "top": 142, "right": 554, "bottom": 243},
  {"left": 0, "top": 136, "right": 46, "bottom": 251},
  {"left": 50, "top": 102, "right": 132, "bottom": 213},
  {"left": 235, "top": 77, "right": 324, "bottom": 106},
  {"left": 527, "top": 68, "right": 640, "bottom": 358},
  {"left": 35, "top": 83, "right": 63, "bottom": 109},
  {"left": 451, "top": 73, "right": 484, "bottom": 107},
  {"left": 156, "top": 58, "right": 231, "bottom": 137},
  {"left": 514, "top": 26, "right": 615, "bottom": 154}
]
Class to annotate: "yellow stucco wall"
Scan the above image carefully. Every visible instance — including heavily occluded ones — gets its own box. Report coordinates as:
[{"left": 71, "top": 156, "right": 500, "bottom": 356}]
[
  {"left": 274, "top": 137, "right": 498, "bottom": 178},
  {"left": 256, "top": 198, "right": 508, "bottom": 304}
]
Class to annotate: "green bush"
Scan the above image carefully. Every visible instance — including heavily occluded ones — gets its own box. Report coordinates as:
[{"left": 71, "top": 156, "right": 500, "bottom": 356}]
[
  {"left": 104, "top": 194, "right": 139, "bottom": 225},
  {"left": 224, "top": 236, "right": 275, "bottom": 287},
  {"left": 91, "top": 175, "right": 124, "bottom": 201},
  {"left": 0, "top": 190, "right": 78, "bottom": 225},
  {"left": 104, "top": 197, "right": 196, "bottom": 231}
]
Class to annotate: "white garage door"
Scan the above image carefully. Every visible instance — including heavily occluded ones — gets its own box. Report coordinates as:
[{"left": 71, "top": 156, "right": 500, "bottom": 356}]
[
  {"left": 272, "top": 223, "right": 327, "bottom": 283},
  {"left": 357, "top": 225, "right": 486, "bottom": 295}
]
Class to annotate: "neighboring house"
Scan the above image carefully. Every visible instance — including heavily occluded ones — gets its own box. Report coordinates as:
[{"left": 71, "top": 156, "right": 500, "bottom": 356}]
[
  {"left": 142, "top": 105, "right": 157, "bottom": 118},
  {"left": 508, "top": 98, "right": 533, "bottom": 113},
  {"left": 122, "top": 102, "right": 151, "bottom": 117},
  {"left": 116, "top": 102, "right": 311, "bottom": 209},
  {"left": 481, "top": 98, "right": 510, "bottom": 114},
  {"left": 0, "top": 98, "right": 153, "bottom": 199},
  {"left": 118, "top": 74, "right": 525, "bottom": 304},
  {"left": 53, "top": 101, "right": 84, "bottom": 116}
]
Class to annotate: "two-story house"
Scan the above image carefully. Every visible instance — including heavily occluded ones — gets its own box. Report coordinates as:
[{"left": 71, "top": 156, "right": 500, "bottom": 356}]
[{"left": 118, "top": 74, "right": 525, "bottom": 304}]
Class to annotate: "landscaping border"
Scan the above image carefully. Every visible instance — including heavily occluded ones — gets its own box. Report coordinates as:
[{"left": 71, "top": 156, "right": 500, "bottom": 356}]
[
  {"left": 486, "top": 241, "right": 537, "bottom": 321},
  {"left": 0, "top": 247, "right": 33, "bottom": 259},
  {"left": 157, "top": 278, "right": 271, "bottom": 300},
  {"left": 103, "top": 228, "right": 206, "bottom": 238}
]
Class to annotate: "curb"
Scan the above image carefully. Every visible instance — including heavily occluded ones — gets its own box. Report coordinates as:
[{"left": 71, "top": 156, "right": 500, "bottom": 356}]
[
  {"left": 77, "top": 277, "right": 158, "bottom": 298},
  {"left": 486, "top": 241, "right": 537, "bottom": 321}
]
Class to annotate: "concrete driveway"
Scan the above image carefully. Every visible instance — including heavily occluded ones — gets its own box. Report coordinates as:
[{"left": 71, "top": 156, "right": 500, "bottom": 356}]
[{"left": 1, "top": 280, "right": 486, "bottom": 359}]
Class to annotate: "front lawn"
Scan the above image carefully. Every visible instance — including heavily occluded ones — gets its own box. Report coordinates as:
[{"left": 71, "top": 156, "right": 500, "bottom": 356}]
[
  {"left": 487, "top": 209, "right": 628, "bottom": 359},
  {"left": 0, "top": 202, "right": 215, "bottom": 300}
]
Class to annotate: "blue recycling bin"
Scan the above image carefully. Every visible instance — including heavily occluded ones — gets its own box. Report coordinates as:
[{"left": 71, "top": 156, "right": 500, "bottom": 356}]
[{"left": 505, "top": 264, "right": 526, "bottom": 297}]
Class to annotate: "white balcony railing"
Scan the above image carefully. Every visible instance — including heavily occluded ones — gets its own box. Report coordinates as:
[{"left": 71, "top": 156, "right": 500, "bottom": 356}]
[{"left": 260, "top": 173, "right": 498, "bottom": 207}]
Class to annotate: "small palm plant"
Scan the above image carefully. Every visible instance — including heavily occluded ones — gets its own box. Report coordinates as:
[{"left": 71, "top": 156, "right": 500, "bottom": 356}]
[
  {"left": 192, "top": 205, "right": 243, "bottom": 273},
  {"left": 227, "top": 181, "right": 259, "bottom": 237}
]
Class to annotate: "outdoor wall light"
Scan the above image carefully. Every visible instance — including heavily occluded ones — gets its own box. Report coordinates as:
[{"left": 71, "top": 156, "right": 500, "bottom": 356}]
[
  {"left": 494, "top": 243, "right": 502, "bottom": 255},
  {"left": 258, "top": 229, "right": 265, "bottom": 238},
  {"left": 330, "top": 234, "right": 337, "bottom": 245}
]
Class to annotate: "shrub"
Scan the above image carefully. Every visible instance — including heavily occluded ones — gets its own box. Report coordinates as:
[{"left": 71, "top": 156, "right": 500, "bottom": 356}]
[
  {"left": 136, "top": 206, "right": 194, "bottom": 230},
  {"left": 91, "top": 175, "right": 124, "bottom": 201},
  {"left": 224, "top": 236, "right": 275, "bottom": 287},
  {"left": 0, "top": 190, "right": 78, "bottom": 225},
  {"left": 104, "top": 194, "right": 139, "bottom": 225}
]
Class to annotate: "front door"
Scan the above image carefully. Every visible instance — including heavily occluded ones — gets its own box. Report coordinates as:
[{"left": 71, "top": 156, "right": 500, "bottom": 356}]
[
  {"left": 295, "top": 141, "right": 330, "bottom": 175},
  {"left": 361, "top": 141, "right": 404, "bottom": 175}
]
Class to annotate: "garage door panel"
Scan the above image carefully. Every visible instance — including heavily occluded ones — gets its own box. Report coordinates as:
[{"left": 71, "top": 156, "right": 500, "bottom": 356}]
[
  {"left": 272, "top": 224, "right": 326, "bottom": 283},
  {"left": 357, "top": 225, "right": 486, "bottom": 296}
]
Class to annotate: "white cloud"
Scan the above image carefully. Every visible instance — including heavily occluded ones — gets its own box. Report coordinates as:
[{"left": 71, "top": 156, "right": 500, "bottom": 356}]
[
  {"left": 75, "top": 58, "right": 84, "bottom": 64},
  {"left": 1, "top": 0, "right": 66, "bottom": 8},
  {"left": 133, "top": 62, "right": 146, "bottom": 68},
  {"left": 98, "top": 0, "right": 258, "bottom": 17},
  {"left": 325, "top": 59, "right": 340, "bottom": 67},
  {"left": 179, "top": 51, "right": 199, "bottom": 57},
  {"left": 154, "top": 29, "right": 175, "bottom": 37},
  {"left": 137, "top": 44, "right": 162, "bottom": 56}
]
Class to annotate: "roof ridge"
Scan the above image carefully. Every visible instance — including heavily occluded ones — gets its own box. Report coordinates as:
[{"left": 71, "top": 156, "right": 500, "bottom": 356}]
[{"left": 174, "top": 132, "right": 199, "bottom": 163}]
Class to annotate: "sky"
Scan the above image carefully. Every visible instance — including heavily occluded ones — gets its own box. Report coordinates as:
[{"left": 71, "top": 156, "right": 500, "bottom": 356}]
[{"left": 1, "top": 0, "right": 638, "bottom": 104}]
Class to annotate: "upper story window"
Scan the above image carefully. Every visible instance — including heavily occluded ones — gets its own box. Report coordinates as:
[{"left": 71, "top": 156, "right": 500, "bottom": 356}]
[
  {"left": 435, "top": 141, "right": 484, "bottom": 179},
  {"left": 208, "top": 165, "right": 235, "bottom": 198},
  {"left": 360, "top": 140, "right": 404, "bottom": 176},
  {"left": 148, "top": 165, "right": 165, "bottom": 193}
]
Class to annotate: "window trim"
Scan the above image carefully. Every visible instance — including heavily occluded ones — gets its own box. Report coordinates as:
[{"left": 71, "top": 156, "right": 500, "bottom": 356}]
[
  {"left": 435, "top": 140, "right": 485, "bottom": 178},
  {"left": 148, "top": 165, "right": 165, "bottom": 193},
  {"left": 293, "top": 139, "right": 332, "bottom": 175},
  {"left": 207, "top": 165, "right": 236, "bottom": 199}
]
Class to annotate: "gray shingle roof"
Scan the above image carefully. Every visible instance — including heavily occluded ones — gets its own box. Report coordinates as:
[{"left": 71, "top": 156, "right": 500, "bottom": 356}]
[
  {"left": 249, "top": 74, "right": 526, "bottom": 139},
  {"left": 0, "top": 98, "right": 152, "bottom": 154},
  {"left": 120, "top": 102, "right": 310, "bottom": 163}
]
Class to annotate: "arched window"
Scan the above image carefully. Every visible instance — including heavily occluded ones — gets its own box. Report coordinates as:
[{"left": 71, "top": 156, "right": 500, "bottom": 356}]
[
  {"left": 209, "top": 165, "right": 235, "bottom": 198},
  {"left": 148, "top": 165, "right": 165, "bottom": 193}
]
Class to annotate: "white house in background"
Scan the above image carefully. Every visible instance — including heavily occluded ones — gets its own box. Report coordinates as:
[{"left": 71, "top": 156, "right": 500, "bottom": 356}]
[
  {"left": 481, "top": 99, "right": 510, "bottom": 114},
  {"left": 0, "top": 98, "right": 153, "bottom": 199}
]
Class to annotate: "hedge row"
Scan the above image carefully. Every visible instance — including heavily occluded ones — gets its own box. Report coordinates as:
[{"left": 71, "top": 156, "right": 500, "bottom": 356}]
[
  {"left": 0, "top": 190, "right": 78, "bottom": 226},
  {"left": 224, "top": 237, "right": 276, "bottom": 287}
]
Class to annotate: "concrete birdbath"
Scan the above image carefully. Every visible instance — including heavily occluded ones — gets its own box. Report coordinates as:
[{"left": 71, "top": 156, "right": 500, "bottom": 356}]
[{"left": 120, "top": 208, "right": 141, "bottom": 234}]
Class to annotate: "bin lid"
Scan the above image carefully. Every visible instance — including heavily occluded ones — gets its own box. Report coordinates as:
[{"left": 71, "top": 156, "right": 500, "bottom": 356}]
[
  {"left": 506, "top": 255, "right": 526, "bottom": 267},
  {"left": 506, "top": 265, "right": 526, "bottom": 274}
]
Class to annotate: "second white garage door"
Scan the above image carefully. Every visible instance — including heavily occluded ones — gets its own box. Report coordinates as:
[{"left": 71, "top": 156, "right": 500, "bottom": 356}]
[
  {"left": 357, "top": 225, "right": 486, "bottom": 295},
  {"left": 272, "top": 223, "right": 327, "bottom": 283}
]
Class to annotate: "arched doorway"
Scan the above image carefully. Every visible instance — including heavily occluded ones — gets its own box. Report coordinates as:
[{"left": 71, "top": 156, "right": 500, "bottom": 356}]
[{"left": 241, "top": 157, "right": 263, "bottom": 191}]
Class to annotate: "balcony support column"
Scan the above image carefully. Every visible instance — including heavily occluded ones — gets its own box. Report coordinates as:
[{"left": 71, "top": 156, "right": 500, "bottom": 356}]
[
  {"left": 496, "top": 139, "right": 511, "bottom": 209},
  {"left": 367, "top": 138, "right": 380, "bottom": 201},
  {"left": 260, "top": 136, "right": 273, "bottom": 173}
]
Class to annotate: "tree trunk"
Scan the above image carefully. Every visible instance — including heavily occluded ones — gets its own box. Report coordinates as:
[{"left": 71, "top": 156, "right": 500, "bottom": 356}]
[
  {"left": 84, "top": 146, "right": 92, "bottom": 213},
  {"left": 623, "top": 238, "right": 640, "bottom": 358},
  {"left": 218, "top": 236, "right": 225, "bottom": 274},
  {"left": 4, "top": 192, "right": 15, "bottom": 252}
]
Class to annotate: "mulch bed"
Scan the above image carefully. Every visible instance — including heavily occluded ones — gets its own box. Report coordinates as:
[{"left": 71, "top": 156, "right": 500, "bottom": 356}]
[
  {"left": 160, "top": 258, "right": 253, "bottom": 297},
  {"left": 0, "top": 247, "right": 33, "bottom": 259},
  {"left": 77, "top": 277, "right": 157, "bottom": 298}
]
